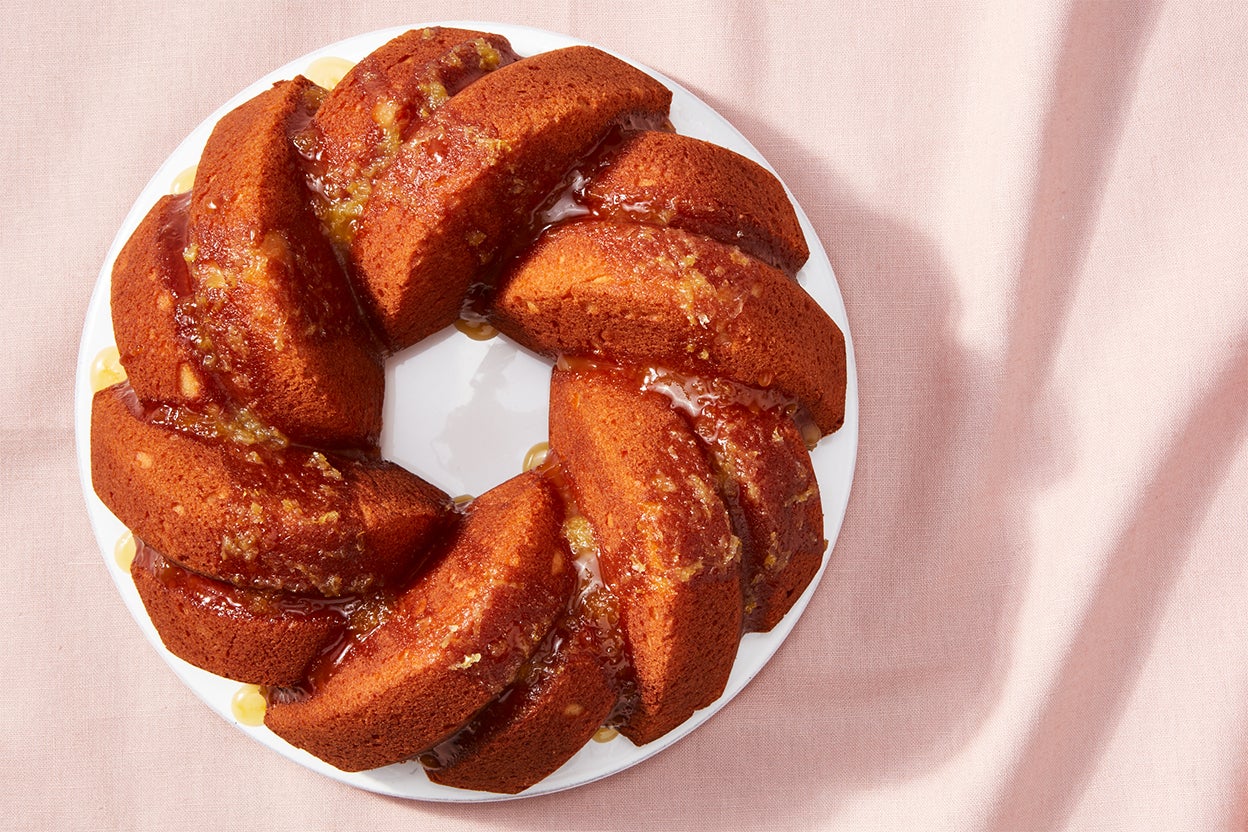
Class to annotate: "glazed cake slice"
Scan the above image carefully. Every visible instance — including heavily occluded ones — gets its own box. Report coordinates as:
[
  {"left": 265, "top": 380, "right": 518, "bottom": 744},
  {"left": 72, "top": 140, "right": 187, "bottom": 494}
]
[
  {"left": 425, "top": 613, "right": 618, "bottom": 793},
  {"left": 186, "top": 76, "right": 383, "bottom": 448},
  {"left": 131, "top": 544, "right": 344, "bottom": 686},
  {"left": 549, "top": 365, "right": 743, "bottom": 744},
  {"left": 581, "top": 131, "right": 810, "bottom": 275},
  {"left": 91, "top": 383, "right": 450, "bottom": 597},
  {"left": 493, "top": 221, "right": 847, "bottom": 434},
  {"left": 352, "top": 46, "right": 673, "bottom": 349},
  {"left": 692, "top": 401, "right": 826, "bottom": 632},
  {"left": 110, "top": 193, "right": 214, "bottom": 407},
  {"left": 264, "top": 471, "right": 576, "bottom": 772},
  {"left": 309, "top": 27, "right": 518, "bottom": 247}
]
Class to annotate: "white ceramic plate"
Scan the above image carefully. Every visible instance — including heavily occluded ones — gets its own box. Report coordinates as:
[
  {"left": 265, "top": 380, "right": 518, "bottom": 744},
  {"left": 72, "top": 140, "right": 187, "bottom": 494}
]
[{"left": 73, "top": 21, "right": 859, "bottom": 801}]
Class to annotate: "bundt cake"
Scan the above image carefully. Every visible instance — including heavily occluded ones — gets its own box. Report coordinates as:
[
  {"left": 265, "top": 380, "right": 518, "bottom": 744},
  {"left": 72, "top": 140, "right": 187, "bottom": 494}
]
[{"left": 88, "top": 25, "right": 847, "bottom": 795}]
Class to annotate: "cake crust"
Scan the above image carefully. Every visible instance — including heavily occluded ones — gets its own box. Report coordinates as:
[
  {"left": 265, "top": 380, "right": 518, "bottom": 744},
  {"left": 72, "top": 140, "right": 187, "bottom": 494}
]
[
  {"left": 352, "top": 46, "right": 673, "bottom": 349},
  {"left": 426, "top": 615, "right": 617, "bottom": 794},
  {"left": 309, "top": 27, "right": 518, "bottom": 249},
  {"left": 110, "top": 193, "right": 214, "bottom": 407},
  {"left": 582, "top": 130, "right": 809, "bottom": 275},
  {"left": 187, "top": 77, "right": 383, "bottom": 448},
  {"left": 694, "top": 402, "right": 826, "bottom": 632},
  {"left": 131, "top": 544, "right": 343, "bottom": 685}
]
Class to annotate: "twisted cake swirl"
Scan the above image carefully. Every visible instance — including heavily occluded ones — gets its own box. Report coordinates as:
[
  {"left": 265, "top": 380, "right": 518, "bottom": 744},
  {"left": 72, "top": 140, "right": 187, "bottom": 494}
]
[{"left": 90, "top": 27, "right": 846, "bottom": 794}]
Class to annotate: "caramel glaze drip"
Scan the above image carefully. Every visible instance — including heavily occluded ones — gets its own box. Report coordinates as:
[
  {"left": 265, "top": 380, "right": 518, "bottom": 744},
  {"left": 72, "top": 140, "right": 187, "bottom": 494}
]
[
  {"left": 268, "top": 351, "right": 820, "bottom": 764},
  {"left": 420, "top": 358, "right": 820, "bottom": 773},
  {"left": 152, "top": 193, "right": 238, "bottom": 412},
  {"left": 459, "top": 115, "right": 672, "bottom": 323},
  {"left": 134, "top": 539, "right": 361, "bottom": 623},
  {"left": 295, "top": 36, "right": 521, "bottom": 258},
  {"left": 552, "top": 355, "right": 823, "bottom": 633}
]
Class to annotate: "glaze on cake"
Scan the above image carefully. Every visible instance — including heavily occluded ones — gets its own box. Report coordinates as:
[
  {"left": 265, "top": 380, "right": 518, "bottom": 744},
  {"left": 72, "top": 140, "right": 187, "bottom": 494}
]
[
  {"left": 91, "top": 383, "right": 449, "bottom": 597},
  {"left": 186, "top": 76, "right": 385, "bottom": 449},
  {"left": 90, "top": 26, "right": 847, "bottom": 795},
  {"left": 492, "top": 221, "right": 847, "bottom": 434},
  {"left": 263, "top": 471, "right": 574, "bottom": 772},
  {"left": 580, "top": 130, "right": 810, "bottom": 275},
  {"left": 549, "top": 364, "right": 743, "bottom": 744},
  {"left": 351, "top": 45, "right": 672, "bottom": 349},
  {"left": 130, "top": 544, "right": 346, "bottom": 686}
]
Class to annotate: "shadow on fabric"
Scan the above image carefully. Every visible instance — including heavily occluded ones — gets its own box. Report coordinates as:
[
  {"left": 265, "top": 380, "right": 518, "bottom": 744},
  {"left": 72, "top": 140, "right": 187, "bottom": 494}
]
[{"left": 407, "top": 97, "right": 1032, "bottom": 831}]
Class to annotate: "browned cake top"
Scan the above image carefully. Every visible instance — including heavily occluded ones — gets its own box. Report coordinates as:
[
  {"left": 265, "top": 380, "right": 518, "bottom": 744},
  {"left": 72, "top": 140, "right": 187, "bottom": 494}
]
[
  {"left": 426, "top": 615, "right": 617, "bottom": 793},
  {"left": 493, "top": 220, "right": 846, "bottom": 433},
  {"left": 130, "top": 545, "right": 345, "bottom": 686},
  {"left": 263, "top": 472, "right": 575, "bottom": 772},
  {"left": 92, "top": 384, "right": 449, "bottom": 596},
  {"left": 549, "top": 365, "right": 743, "bottom": 743},
  {"left": 352, "top": 46, "right": 673, "bottom": 349},
  {"left": 309, "top": 27, "right": 518, "bottom": 248},
  {"left": 111, "top": 193, "right": 212, "bottom": 407},
  {"left": 694, "top": 400, "right": 826, "bottom": 632},
  {"left": 582, "top": 130, "right": 810, "bottom": 275}
]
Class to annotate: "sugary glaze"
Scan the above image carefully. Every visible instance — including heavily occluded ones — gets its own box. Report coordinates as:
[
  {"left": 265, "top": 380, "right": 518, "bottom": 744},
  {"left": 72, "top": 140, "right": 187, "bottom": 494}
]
[
  {"left": 130, "top": 542, "right": 346, "bottom": 685},
  {"left": 90, "top": 345, "right": 126, "bottom": 393},
  {"left": 232, "top": 684, "right": 268, "bottom": 726},
  {"left": 692, "top": 399, "right": 826, "bottom": 632},
  {"left": 91, "top": 26, "right": 846, "bottom": 795},
  {"left": 110, "top": 193, "right": 212, "bottom": 406},
  {"left": 307, "top": 28, "right": 518, "bottom": 251},
  {"left": 549, "top": 364, "right": 743, "bottom": 743},
  {"left": 91, "top": 383, "right": 449, "bottom": 597}
]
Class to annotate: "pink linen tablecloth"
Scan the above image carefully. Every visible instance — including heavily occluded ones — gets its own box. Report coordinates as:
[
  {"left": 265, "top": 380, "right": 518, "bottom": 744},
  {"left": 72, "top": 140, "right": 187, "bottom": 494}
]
[{"left": 4, "top": 1, "right": 1247, "bottom": 829}]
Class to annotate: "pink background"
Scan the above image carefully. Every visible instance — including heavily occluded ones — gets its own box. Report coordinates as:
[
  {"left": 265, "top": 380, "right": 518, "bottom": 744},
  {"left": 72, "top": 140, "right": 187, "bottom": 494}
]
[{"left": 5, "top": 1, "right": 1247, "bottom": 829}]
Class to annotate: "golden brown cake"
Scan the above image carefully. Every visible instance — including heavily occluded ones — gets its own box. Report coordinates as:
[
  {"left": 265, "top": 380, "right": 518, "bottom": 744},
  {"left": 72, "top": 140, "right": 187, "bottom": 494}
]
[
  {"left": 186, "top": 76, "right": 384, "bottom": 449},
  {"left": 351, "top": 46, "right": 673, "bottom": 349},
  {"left": 110, "top": 193, "right": 213, "bottom": 407},
  {"left": 91, "top": 383, "right": 449, "bottom": 596},
  {"left": 692, "top": 399, "right": 826, "bottom": 632},
  {"left": 425, "top": 614, "right": 618, "bottom": 793},
  {"left": 549, "top": 364, "right": 743, "bottom": 743},
  {"left": 130, "top": 544, "right": 344, "bottom": 685},
  {"left": 91, "top": 26, "right": 846, "bottom": 795},
  {"left": 492, "top": 220, "right": 847, "bottom": 434},
  {"left": 581, "top": 130, "right": 810, "bottom": 275},
  {"left": 263, "top": 472, "right": 574, "bottom": 772}
]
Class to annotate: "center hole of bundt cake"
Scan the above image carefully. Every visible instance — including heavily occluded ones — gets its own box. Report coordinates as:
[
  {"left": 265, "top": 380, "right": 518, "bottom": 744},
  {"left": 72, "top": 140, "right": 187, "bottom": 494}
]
[{"left": 380, "top": 329, "right": 552, "bottom": 497}]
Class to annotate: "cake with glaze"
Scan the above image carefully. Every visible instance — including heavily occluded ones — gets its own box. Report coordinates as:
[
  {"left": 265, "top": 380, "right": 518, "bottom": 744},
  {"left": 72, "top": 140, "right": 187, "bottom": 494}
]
[
  {"left": 129, "top": 544, "right": 347, "bottom": 686},
  {"left": 263, "top": 471, "right": 574, "bottom": 772},
  {"left": 491, "top": 221, "right": 846, "bottom": 434},
  {"left": 90, "top": 25, "right": 847, "bottom": 795}
]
